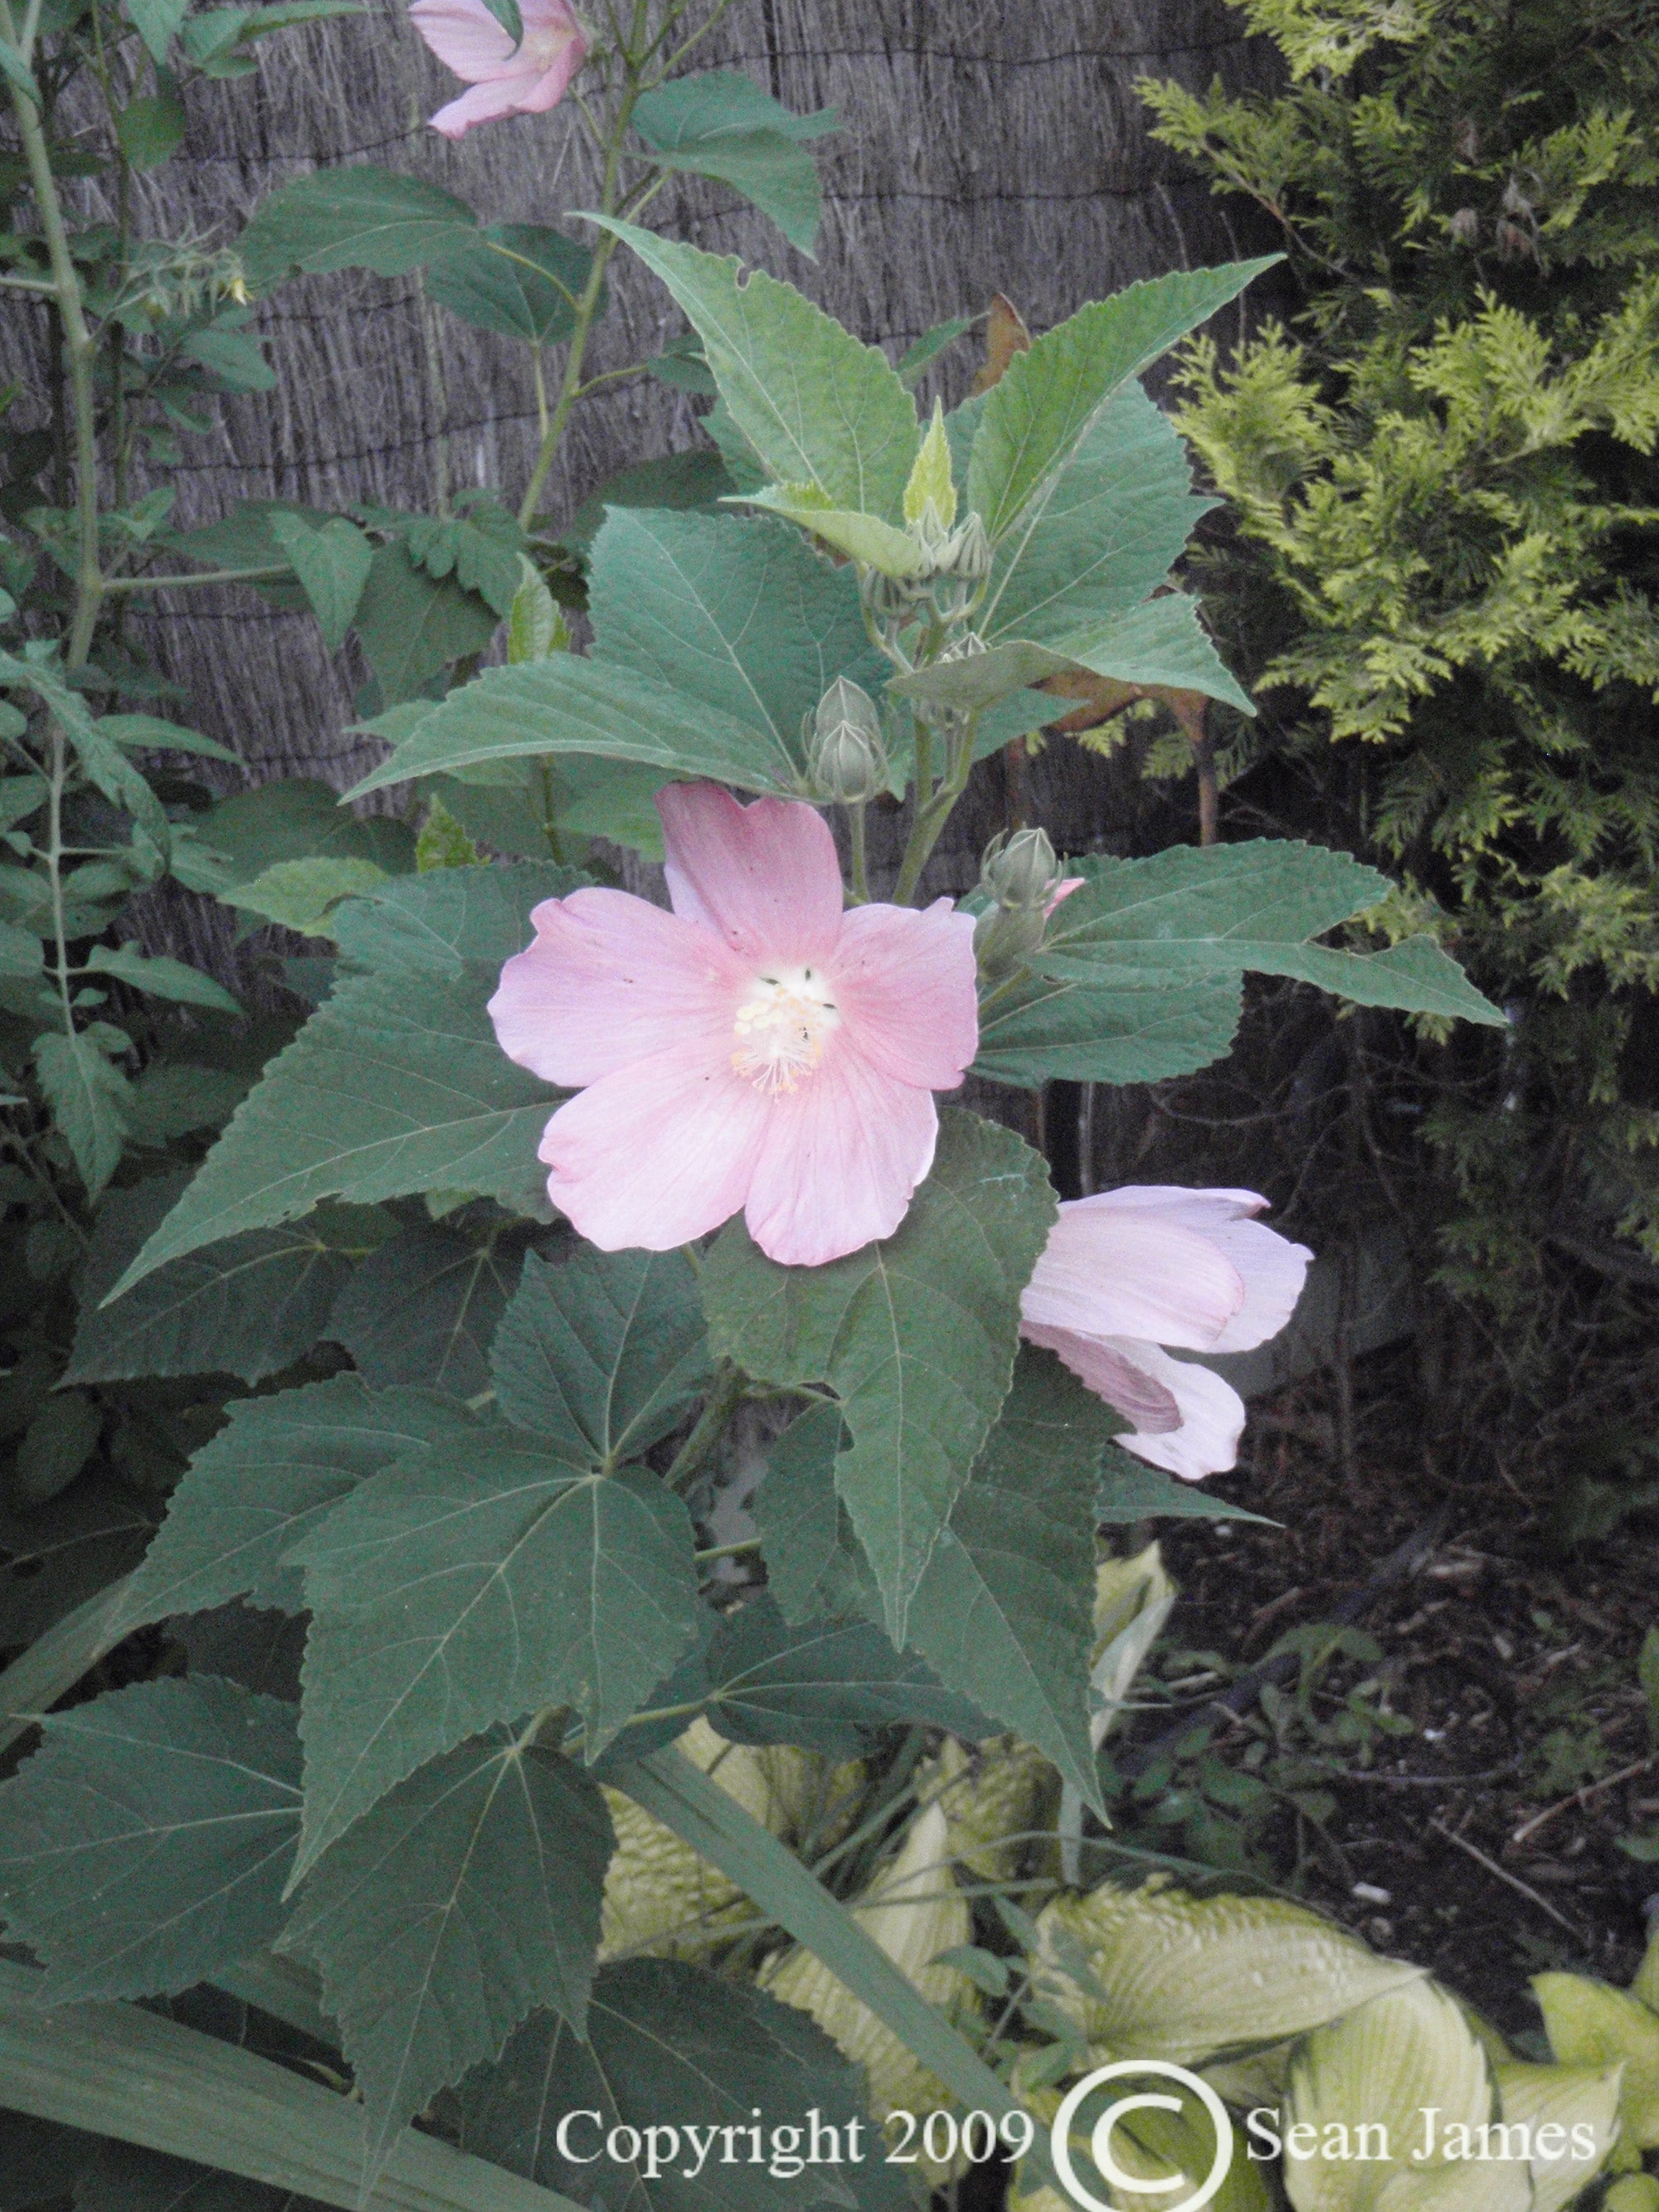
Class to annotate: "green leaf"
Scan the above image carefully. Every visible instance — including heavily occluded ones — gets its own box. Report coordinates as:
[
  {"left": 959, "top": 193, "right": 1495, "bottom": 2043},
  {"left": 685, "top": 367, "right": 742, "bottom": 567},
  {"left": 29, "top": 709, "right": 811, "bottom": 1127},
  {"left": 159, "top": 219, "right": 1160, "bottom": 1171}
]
[
  {"left": 98, "top": 712, "right": 241, "bottom": 766},
  {"left": 106, "top": 864, "right": 581, "bottom": 1297},
  {"left": 974, "top": 965, "right": 1243, "bottom": 1088},
  {"left": 267, "top": 513, "right": 373, "bottom": 651},
  {"left": 34, "top": 1030, "right": 130, "bottom": 1200},
  {"left": 983, "top": 383, "right": 1214, "bottom": 640},
  {"left": 0, "top": 1954, "right": 582, "bottom": 2211},
  {"left": 751, "top": 1402, "right": 872, "bottom": 1626},
  {"left": 1029, "top": 841, "right": 1507, "bottom": 1023},
  {"left": 426, "top": 225, "right": 594, "bottom": 345},
  {"left": 109, "top": 1375, "right": 479, "bottom": 1631},
  {"left": 366, "top": 502, "right": 526, "bottom": 620},
  {"left": 593, "top": 222, "right": 919, "bottom": 521},
  {"left": 238, "top": 165, "right": 479, "bottom": 293},
  {"left": 228, "top": 855, "right": 391, "bottom": 936},
  {"left": 0, "top": 915, "right": 41, "bottom": 977},
  {"left": 455, "top": 1957, "right": 889, "bottom": 2212},
  {"left": 740, "top": 485, "right": 926, "bottom": 577},
  {"left": 345, "top": 653, "right": 800, "bottom": 801},
  {"left": 608, "top": 1751, "right": 1030, "bottom": 2149},
  {"left": 632, "top": 80, "right": 833, "bottom": 255},
  {"left": 327, "top": 1219, "right": 529, "bottom": 1398},
  {"left": 72, "top": 2141, "right": 329, "bottom": 2211},
  {"left": 1054, "top": 593, "right": 1256, "bottom": 714},
  {"left": 703, "top": 1592, "right": 988, "bottom": 1756},
  {"left": 82, "top": 942, "right": 242, "bottom": 1014},
  {"left": 1097, "top": 1448, "right": 1277, "bottom": 1524},
  {"left": 14, "top": 1392, "right": 103, "bottom": 1507},
  {"left": 703, "top": 1110, "right": 1056, "bottom": 1644},
  {"left": 586, "top": 508, "right": 883, "bottom": 791},
  {"left": 202, "top": 775, "right": 416, "bottom": 881},
  {"left": 489, "top": 1247, "right": 710, "bottom": 1466},
  {"left": 116, "top": 85, "right": 187, "bottom": 169},
  {"left": 180, "top": 324, "right": 278, "bottom": 392},
  {"left": 353, "top": 542, "right": 502, "bottom": 707},
  {"left": 562, "top": 450, "right": 735, "bottom": 552},
  {"left": 287, "top": 1432, "right": 698, "bottom": 1872},
  {"left": 0, "top": 1676, "right": 301, "bottom": 2002},
  {"left": 898, "top": 316, "right": 974, "bottom": 389},
  {"left": 905, "top": 1346, "right": 1112, "bottom": 1812},
  {"left": 121, "top": 0, "right": 189, "bottom": 62},
  {"left": 968, "top": 258, "right": 1279, "bottom": 541},
  {"left": 282, "top": 1733, "right": 612, "bottom": 2194}
]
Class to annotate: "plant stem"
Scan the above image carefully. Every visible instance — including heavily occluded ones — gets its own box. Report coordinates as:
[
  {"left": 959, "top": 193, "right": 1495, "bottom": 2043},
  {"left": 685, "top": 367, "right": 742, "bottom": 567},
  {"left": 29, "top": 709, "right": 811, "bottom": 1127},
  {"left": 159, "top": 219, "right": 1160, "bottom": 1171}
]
[
  {"left": 847, "top": 800, "right": 870, "bottom": 902},
  {"left": 100, "top": 563, "right": 293, "bottom": 594},
  {"left": 892, "top": 716, "right": 977, "bottom": 904},
  {"left": 3, "top": 8, "right": 102, "bottom": 668},
  {"left": 664, "top": 1359, "right": 744, "bottom": 1493}
]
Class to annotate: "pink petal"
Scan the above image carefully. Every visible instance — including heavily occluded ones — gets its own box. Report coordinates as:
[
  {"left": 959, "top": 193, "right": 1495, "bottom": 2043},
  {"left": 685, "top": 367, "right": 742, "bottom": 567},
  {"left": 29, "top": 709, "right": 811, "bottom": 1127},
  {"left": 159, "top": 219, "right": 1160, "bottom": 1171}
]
[
  {"left": 830, "top": 900, "right": 979, "bottom": 1090},
  {"left": 427, "top": 75, "right": 535, "bottom": 134},
  {"left": 1204, "top": 1217, "right": 1312, "bottom": 1352},
  {"left": 743, "top": 1051, "right": 938, "bottom": 1266},
  {"left": 537, "top": 1044, "right": 770, "bottom": 1251},
  {"left": 1114, "top": 1346, "right": 1248, "bottom": 1480},
  {"left": 489, "top": 888, "right": 742, "bottom": 1088},
  {"left": 410, "top": 0, "right": 514, "bottom": 79},
  {"left": 1020, "top": 1198, "right": 1247, "bottom": 1351},
  {"left": 659, "top": 785, "right": 844, "bottom": 965},
  {"left": 1045, "top": 877, "right": 1086, "bottom": 917},
  {"left": 1019, "top": 1325, "right": 1182, "bottom": 1432},
  {"left": 517, "top": 36, "right": 586, "bottom": 109},
  {"left": 1082, "top": 1184, "right": 1269, "bottom": 1223}
]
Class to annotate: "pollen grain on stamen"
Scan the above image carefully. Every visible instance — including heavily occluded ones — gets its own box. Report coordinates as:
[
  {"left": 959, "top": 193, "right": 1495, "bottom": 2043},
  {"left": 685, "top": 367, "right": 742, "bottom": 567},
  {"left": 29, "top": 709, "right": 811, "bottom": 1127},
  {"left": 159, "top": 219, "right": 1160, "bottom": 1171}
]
[{"left": 731, "top": 965, "right": 840, "bottom": 1096}]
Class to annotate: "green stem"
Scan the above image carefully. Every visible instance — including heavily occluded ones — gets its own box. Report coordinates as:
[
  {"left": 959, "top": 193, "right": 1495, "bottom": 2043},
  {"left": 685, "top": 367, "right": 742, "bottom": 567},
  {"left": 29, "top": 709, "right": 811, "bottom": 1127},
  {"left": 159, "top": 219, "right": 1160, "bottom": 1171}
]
[
  {"left": 892, "top": 715, "right": 977, "bottom": 904},
  {"left": 3, "top": 9, "right": 101, "bottom": 669},
  {"left": 663, "top": 1359, "right": 744, "bottom": 1493},
  {"left": 100, "top": 562, "right": 293, "bottom": 594},
  {"left": 848, "top": 800, "right": 870, "bottom": 902},
  {"left": 0, "top": 270, "right": 56, "bottom": 294}
]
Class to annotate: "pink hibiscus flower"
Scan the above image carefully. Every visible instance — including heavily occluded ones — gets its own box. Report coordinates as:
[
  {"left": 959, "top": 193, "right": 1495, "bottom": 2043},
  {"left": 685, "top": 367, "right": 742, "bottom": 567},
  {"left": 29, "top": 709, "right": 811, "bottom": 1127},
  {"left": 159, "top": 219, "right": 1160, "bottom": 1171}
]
[
  {"left": 1020, "top": 1186, "right": 1312, "bottom": 1480},
  {"left": 489, "top": 783, "right": 980, "bottom": 1266},
  {"left": 409, "top": 0, "right": 587, "bottom": 139}
]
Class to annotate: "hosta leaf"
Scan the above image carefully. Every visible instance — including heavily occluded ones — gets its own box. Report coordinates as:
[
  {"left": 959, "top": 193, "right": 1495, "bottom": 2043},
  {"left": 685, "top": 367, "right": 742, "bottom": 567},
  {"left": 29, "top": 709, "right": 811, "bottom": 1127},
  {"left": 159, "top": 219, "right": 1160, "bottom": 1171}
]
[
  {"left": 282, "top": 1733, "right": 612, "bottom": 2194},
  {"left": 107, "top": 865, "right": 582, "bottom": 1299},
  {"left": 0, "top": 1676, "right": 300, "bottom": 2002},
  {"left": 905, "top": 1347, "right": 1113, "bottom": 1811},
  {"left": 703, "top": 1592, "right": 989, "bottom": 1756},
  {"left": 455, "top": 1957, "right": 895, "bottom": 2212},
  {"left": 238, "top": 165, "right": 479, "bottom": 291},
  {"left": 286, "top": 1432, "right": 698, "bottom": 1874},
  {"left": 1035, "top": 1884, "right": 1423, "bottom": 2066},
  {"left": 110, "top": 1375, "right": 479, "bottom": 1630},
  {"left": 66, "top": 1174, "right": 387, "bottom": 1386},
  {"left": 585, "top": 508, "right": 883, "bottom": 789},
  {"left": 968, "top": 259, "right": 1278, "bottom": 540},
  {"left": 345, "top": 654, "right": 797, "bottom": 802},
  {"left": 702, "top": 1111, "right": 1055, "bottom": 1644},
  {"left": 981, "top": 382, "right": 1213, "bottom": 643},
  {"left": 1534, "top": 1971, "right": 1659, "bottom": 2147},
  {"left": 594, "top": 222, "right": 919, "bottom": 522},
  {"left": 489, "top": 1247, "right": 711, "bottom": 1467},
  {"left": 327, "top": 1219, "right": 533, "bottom": 1398},
  {"left": 1495, "top": 2061, "right": 1623, "bottom": 2212}
]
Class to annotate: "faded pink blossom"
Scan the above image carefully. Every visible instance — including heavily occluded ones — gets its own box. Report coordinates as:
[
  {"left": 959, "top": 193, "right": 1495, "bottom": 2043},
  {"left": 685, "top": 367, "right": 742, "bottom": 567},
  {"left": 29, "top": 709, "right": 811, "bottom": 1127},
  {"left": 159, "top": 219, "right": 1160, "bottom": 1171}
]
[
  {"left": 489, "top": 783, "right": 980, "bottom": 1266},
  {"left": 1020, "top": 1186, "right": 1311, "bottom": 1480},
  {"left": 409, "top": 0, "right": 587, "bottom": 139}
]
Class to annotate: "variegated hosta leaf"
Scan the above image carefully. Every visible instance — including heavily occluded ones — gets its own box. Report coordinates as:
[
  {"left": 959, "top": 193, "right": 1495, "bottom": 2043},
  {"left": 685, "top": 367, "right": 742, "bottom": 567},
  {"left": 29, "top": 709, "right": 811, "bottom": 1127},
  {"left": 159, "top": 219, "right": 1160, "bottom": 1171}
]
[
  {"left": 927, "top": 1735, "right": 1058, "bottom": 1885},
  {"left": 1535, "top": 1970, "right": 1659, "bottom": 2147},
  {"left": 1034, "top": 1883, "right": 1423, "bottom": 2065},
  {"left": 1010, "top": 2077, "right": 1271, "bottom": 2212},
  {"left": 1494, "top": 2059, "right": 1623, "bottom": 2212},
  {"left": 1089, "top": 1544, "right": 1176, "bottom": 1748},
  {"left": 761, "top": 1796, "right": 976, "bottom": 2178},
  {"left": 1282, "top": 1979, "right": 1530, "bottom": 2211},
  {"left": 600, "top": 1718, "right": 862, "bottom": 1961}
]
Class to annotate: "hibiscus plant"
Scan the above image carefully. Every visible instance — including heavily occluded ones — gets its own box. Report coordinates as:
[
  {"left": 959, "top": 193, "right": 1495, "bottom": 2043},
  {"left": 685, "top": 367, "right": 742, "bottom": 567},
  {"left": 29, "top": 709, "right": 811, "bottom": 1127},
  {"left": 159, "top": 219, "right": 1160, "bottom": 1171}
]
[{"left": 0, "top": 0, "right": 1513, "bottom": 2202}]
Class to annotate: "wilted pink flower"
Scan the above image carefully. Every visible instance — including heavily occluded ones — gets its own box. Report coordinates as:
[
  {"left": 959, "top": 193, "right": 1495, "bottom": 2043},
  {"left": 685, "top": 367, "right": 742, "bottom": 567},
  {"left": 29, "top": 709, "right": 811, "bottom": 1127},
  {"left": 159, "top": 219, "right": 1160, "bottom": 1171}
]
[
  {"left": 489, "top": 783, "right": 980, "bottom": 1266},
  {"left": 409, "top": 0, "right": 587, "bottom": 139},
  {"left": 1019, "top": 1187, "right": 1311, "bottom": 1480}
]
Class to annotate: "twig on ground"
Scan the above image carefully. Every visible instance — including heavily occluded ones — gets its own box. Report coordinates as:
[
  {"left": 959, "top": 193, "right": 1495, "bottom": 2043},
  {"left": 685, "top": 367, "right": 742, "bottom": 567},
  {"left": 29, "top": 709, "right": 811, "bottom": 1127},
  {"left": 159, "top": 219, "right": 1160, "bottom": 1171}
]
[
  {"left": 1428, "top": 1817, "right": 1584, "bottom": 1938},
  {"left": 1511, "top": 1754, "right": 1659, "bottom": 1846}
]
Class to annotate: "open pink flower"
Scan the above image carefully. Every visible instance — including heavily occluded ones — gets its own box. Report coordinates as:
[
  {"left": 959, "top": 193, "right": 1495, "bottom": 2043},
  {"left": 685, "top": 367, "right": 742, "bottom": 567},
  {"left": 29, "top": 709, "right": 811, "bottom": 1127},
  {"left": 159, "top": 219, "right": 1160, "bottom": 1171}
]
[
  {"left": 489, "top": 784, "right": 980, "bottom": 1266},
  {"left": 409, "top": 0, "right": 587, "bottom": 139},
  {"left": 1020, "top": 1187, "right": 1311, "bottom": 1480}
]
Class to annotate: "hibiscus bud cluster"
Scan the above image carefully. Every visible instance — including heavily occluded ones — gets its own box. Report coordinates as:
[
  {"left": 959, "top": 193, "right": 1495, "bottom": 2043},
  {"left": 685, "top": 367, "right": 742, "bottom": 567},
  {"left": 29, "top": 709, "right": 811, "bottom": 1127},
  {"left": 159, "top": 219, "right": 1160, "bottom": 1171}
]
[
  {"left": 805, "top": 677, "right": 888, "bottom": 804},
  {"left": 973, "top": 826, "right": 1063, "bottom": 976}
]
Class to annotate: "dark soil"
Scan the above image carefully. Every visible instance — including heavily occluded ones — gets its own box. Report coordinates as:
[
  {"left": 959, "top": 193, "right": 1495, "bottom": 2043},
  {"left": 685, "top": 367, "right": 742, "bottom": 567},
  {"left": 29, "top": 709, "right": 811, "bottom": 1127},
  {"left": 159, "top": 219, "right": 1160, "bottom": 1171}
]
[{"left": 1125, "top": 1344, "right": 1659, "bottom": 2044}]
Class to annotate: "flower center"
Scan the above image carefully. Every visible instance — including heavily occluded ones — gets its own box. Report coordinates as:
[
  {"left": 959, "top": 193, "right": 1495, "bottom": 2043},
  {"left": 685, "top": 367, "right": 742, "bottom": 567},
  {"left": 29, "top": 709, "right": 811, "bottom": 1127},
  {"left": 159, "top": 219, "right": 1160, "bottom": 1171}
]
[{"left": 732, "top": 965, "right": 840, "bottom": 1096}]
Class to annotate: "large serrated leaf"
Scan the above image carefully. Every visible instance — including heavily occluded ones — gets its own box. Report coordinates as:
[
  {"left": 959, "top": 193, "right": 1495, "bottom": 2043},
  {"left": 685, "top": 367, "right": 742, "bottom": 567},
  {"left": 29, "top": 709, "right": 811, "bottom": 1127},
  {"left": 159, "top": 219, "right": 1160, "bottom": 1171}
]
[
  {"left": 282, "top": 1733, "right": 612, "bottom": 2195},
  {"left": 594, "top": 222, "right": 919, "bottom": 522},
  {"left": 344, "top": 654, "right": 797, "bottom": 802},
  {"left": 455, "top": 1957, "right": 896, "bottom": 2212},
  {"left": 586, "top": 508, "right": 883, "bottom": 787},
  {"left": 703, "top": 1113, "right": 1054, "bottom": 1644},
  {"left": 974, "top": 965, "right": 1243, "bottom": 1088},
  {"left": 285, "top": 1434, "right": 698, "bottom": 1874},
  {"left": 489, "top": 1247, "right": 711, "bottom": 1466},
  {"left": 967, "top": 259, "right": 1278, "bottom": 540},
  {"left": 426, "top": 226, "right": 593, "bottom": 346},
  {"left": 328, "top": 1221, "right": 533, "bottom": 1398},
  {"left": 110, "top": 1376, "right": 479, "bottom": 1631},
  {"left": 633, "top": 72, "right": 836, "bottom": 256},
  {"left": 239, "top": 166, "right": 479, "bottom": 292},
  {"left": 905, "top": 1348, "right": 1112, "bottom": 1813},
  {"left": 0, "top": 1676, "right": 300, "bottom": 2003}
]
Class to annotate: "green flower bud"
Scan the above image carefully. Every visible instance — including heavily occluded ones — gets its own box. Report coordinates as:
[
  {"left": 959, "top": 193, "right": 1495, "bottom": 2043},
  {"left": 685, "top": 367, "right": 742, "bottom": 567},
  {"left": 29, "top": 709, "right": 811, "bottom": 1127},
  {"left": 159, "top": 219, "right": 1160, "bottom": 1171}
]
[
  {"left": 806, "top": 676, "right": 888, "bottom": 803},
  {"left": 980, "top": 825, "right": 1061, "bottom": 912},
  {"left": 973, "top": 901, "right": 1047, "bottom": 980}
]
